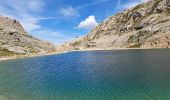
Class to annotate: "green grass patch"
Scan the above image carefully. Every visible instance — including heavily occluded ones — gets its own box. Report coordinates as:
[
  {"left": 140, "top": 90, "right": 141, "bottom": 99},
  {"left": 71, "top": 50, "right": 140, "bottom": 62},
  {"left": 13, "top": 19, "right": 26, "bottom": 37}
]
[
  {"left": 129, "top": 43, "right": 142, "bottom": 48},
  {"left": 72, "top": 41, "right": 80, "bottom": 46},
  {"left": 138, "top": 30, "right": 149, "bottom": 37},
  {"left": 0, "top": 48, "right": 16, "bottom": 56},
  {"left": 166, "top": 11, "right": 170, "bottom": 16},
  {"left": 74, "top": 48, "right": 81, "bottom": 50}
]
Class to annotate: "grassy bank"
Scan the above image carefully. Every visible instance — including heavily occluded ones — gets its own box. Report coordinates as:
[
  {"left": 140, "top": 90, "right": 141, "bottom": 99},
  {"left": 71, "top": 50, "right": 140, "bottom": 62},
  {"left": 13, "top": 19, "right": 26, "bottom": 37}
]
[{"left": 0, "top": 48, "right": 17, "bottom": 56}]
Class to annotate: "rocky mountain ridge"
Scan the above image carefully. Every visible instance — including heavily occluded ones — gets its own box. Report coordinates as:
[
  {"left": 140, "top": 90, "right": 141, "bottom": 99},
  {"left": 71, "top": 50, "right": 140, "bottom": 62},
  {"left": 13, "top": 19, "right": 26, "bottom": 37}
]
[
  {"left": 0, "top": 16, "right": 56, "bottom": 56},
  {"left": 57, "top": 0, "right": 170, "bottom": 52}
]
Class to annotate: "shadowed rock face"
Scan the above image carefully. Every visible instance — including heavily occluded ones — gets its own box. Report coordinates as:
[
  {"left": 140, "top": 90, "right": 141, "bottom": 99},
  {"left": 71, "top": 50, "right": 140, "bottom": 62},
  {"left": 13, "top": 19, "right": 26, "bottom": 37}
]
[
  {"left": 0, "top": 16, "right": 56, "bottom": 55},
  {"left": 132, "top": 12, "right": 142, "bottom": 20},
  {"left": 57, "top": 0, "right": 170, "bottom": 52},
  {"left": 166, "top": 0, "right": 170, "bottom": 9}
]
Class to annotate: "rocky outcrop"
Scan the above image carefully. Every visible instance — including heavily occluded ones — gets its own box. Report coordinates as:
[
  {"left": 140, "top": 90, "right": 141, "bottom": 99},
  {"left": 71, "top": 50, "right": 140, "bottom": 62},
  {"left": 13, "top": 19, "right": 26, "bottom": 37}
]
[
  {"left": 0, "top": 16, "right": 56, "bottom": 56},
  {"left": 166, "top": 0, "right": 170, "bottom": 10},
  {"left": 57, "top": 0, "right": 170, "bottom": 51},
  {"left": 132, "top": 11, "right": 143, "bottom": 20}
]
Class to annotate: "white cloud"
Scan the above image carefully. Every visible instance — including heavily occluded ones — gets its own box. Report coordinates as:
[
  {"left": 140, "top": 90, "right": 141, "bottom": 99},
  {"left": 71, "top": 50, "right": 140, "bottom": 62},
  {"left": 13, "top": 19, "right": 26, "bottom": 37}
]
[
  {"left": 20, "top": 18, "right": 41, "bottom": 32},
  {"left": 0, "top": 0, "right": 80, "bottom": 44},
  {"left": 116, "top": 0, "right": 149, "bottom": 9},
  {"left": 77, "top": 0, "right": 110, "bottom": 10},
  {"left": 0, "top": 0, "right": 44, "bottom": 32},
  {"left": 28, "top": 0, "right": 45, "bottom": 12},
  {"left": 34, "top": 30, "right": 79, "bottom": 45},
  {"left": 122, "top": 2, "right": 140, "bottom": 9},
  {"left": 58, "top": 0, "right": 110, "bottom": 18},
  {"left": 78, "top": 15, "right": 98, "bottom": 29},
  {"left": 59, "top": 6, "right": 79, "bottom": 17}
]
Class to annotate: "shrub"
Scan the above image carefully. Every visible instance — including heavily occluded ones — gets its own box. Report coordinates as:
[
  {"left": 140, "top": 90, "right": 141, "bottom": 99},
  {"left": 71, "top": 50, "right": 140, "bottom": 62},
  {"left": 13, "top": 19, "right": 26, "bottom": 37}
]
[
  {"left": 129, "top": 43, "right": 142, "bottom": 48},
  {"left": 0, "top": 48, "right": 16, "bottom": 56}
]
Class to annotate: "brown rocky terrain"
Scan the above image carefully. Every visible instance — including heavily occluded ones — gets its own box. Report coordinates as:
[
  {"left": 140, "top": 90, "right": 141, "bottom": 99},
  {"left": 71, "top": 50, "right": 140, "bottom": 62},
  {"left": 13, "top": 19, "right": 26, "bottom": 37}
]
[
  {"left": 57, "top": 0, "right": 170, "bottom": 52},
  {"left": 0, "top": 16, "right": 56, "bottom": 57}
]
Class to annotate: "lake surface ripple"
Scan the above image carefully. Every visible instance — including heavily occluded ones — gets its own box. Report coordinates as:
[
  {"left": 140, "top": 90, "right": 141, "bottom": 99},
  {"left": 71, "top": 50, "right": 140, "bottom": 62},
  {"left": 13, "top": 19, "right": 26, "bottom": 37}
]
[{"left": 0, "top": 49, "right": 170, "bottom": 100}]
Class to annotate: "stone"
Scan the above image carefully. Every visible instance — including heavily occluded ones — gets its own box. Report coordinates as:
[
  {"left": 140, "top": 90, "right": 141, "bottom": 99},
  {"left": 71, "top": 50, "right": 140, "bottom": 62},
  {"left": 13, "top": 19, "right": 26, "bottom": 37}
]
[
  {"left": 134, "top": 24, "right": 144, "bottom": 30},
  {"left": 132, "top": 12, "right": 142, "bottom": 20}
]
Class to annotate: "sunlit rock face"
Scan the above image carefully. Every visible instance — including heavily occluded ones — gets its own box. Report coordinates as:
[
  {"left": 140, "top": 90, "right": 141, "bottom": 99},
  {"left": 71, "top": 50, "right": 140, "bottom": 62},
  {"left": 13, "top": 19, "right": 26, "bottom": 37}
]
[
  {"left": 57, "top": 0, "right": 170, "bottom": 51},
  {"left": 0, "top": 16, "right": 56, "bottom": 54}
]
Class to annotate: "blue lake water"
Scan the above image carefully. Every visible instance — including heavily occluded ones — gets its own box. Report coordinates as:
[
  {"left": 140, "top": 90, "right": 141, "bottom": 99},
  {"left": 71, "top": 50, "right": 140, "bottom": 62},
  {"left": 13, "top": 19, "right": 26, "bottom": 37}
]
[{"left": 0, "top": 49, "right": 170, "bottom": 100}]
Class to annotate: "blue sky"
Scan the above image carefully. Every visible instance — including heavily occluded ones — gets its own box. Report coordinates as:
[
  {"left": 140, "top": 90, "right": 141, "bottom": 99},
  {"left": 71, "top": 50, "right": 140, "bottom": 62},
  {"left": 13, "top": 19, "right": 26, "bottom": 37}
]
[{"left": 0, "top": 0, "right": 148, "bottom": 45}]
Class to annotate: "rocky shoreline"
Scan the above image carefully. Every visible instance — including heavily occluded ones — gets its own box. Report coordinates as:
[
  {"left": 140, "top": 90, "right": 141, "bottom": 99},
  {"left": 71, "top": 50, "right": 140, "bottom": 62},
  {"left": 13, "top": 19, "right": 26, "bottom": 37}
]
[
  {"left": 0, "top": 52, "right": 58, "bottom": 61},
  {"left": 1, "top": 47, "right": 169, "bottom": 61}
]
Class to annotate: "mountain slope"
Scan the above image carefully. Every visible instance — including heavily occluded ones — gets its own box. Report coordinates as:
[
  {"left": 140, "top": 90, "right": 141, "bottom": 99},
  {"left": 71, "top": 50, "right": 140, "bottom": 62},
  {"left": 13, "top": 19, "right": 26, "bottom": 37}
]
[
  {"left": 0, "top": 16, "right": 56, "bottom": 56},
  {"left": 57, "top": 0, "right": 170, "bottom": 52}
]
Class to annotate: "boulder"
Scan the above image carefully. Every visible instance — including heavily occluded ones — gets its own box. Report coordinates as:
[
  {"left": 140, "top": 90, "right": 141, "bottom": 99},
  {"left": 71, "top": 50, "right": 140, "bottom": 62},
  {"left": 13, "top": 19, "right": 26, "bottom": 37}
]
[
  {"left": 134, "top": 24, "right": 144, "bottom": 30},
  {"left": 132, "top": 12, "right": 142, "bottom": 20}
]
